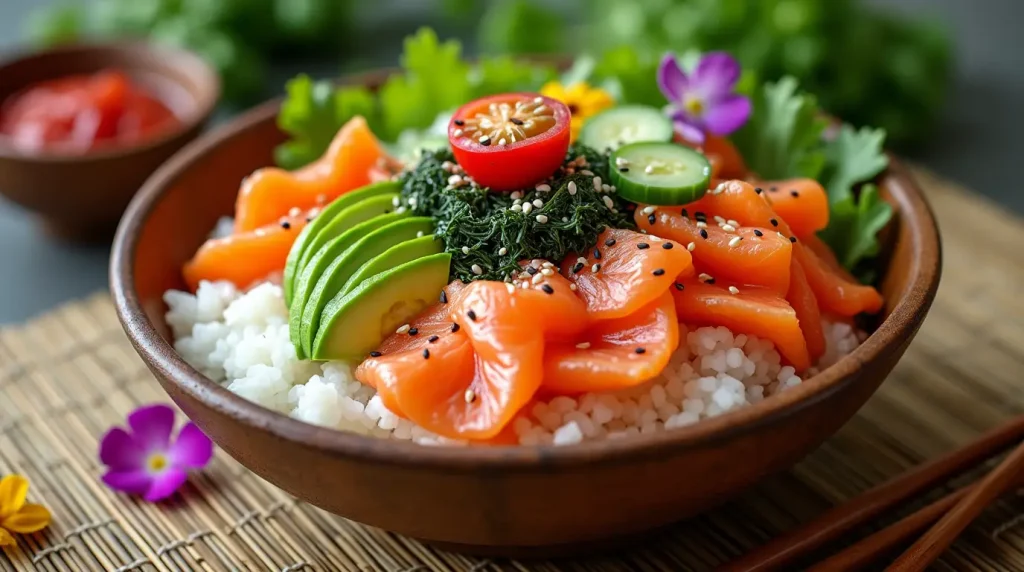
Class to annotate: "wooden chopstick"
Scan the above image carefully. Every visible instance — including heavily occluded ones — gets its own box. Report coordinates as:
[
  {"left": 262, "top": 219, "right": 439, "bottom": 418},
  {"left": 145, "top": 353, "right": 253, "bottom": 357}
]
[
  {"left": 719, "top": 415, "right": 1024, "bottom": 572},
  {"left": 886, "top": 439, "right": 1024, "bottom": 571}
]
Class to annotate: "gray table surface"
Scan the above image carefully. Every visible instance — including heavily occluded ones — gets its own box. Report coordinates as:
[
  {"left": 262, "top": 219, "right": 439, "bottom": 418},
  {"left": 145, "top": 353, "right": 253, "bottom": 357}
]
[{"left": 1, "top": 0, "right": 1022, "bottom": 325}]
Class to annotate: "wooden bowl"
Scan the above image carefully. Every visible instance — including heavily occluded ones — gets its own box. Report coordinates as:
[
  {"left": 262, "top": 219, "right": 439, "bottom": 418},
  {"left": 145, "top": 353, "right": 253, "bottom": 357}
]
[
  {"left": 109, "top": 70, "right": 941, "bottom": 556},
  {"left": 0, "top": 41, "right": 219, "bottom": 242}
]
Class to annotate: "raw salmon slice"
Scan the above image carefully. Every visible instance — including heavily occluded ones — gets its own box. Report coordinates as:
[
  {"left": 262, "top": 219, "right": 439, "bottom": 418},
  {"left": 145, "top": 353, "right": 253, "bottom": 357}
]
[
  {"left": 183, "top": 208, "right": 316, "bottom": 292},
  {"left": 755, "top": 178, "right": 830, "bottom": 236},
  {"left": 636, "top": 205, "right": 792, "bottom": 295},
  {"left": 787, "top": 258, "right": 826, "bottom": 363},
  {"left": 672, "top": 278, "right": 811, "bottom": 372},
  {"left": 234, "top": 116, "right": 390, "bottom": 232},
  {"left": 561, "top": 228, "right": 693, "bottom": 321},
  {"left": 543, "top": 291, "right": 679, "bottom": 394}
]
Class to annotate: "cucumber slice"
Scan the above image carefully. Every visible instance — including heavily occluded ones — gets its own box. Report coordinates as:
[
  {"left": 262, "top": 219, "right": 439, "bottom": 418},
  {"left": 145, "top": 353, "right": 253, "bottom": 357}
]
[
  {"left": 578, "top": 105, "right": 673, "bottom": 152},
  {"left": 609, "top": 142, "right": 711, "bottom": 206}
]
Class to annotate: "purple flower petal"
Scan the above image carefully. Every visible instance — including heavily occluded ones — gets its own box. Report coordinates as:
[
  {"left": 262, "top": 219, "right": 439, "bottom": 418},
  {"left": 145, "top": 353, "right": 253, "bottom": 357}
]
[
  {"left": 673, "top": 119, "right": 706, "bottom": 145},
  {"left": 703, "top": 94, "right": 753, "bottom": 136},
  {"left": 144, "top": 468, "right": 188, "bottom": 502},
  {"left": 169, "top": 423, "right": 213, "bottom": 470},
  {"left": 657, "top": 53, "right": 689, "bottom": 104},
  {"left": 690, "top": 52, "right": 742, "bottom": 100},
  {"left": 102, "top": 469, "right": 153, "bottom": 495},
  {"left": 99, "top": 427, "right": 146, "bottom": 471},
  {"left": 128, "top": 404, "right": 176, "bottom": 454}
]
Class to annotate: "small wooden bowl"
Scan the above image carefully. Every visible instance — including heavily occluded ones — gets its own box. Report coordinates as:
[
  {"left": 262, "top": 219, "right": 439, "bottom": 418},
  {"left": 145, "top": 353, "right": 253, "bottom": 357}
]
[
  {"left": 110, "top": 69, "right": 941, "bottom": 557},
  {"left": 0, "top": 42, "right": 219, "bottom": 242}
]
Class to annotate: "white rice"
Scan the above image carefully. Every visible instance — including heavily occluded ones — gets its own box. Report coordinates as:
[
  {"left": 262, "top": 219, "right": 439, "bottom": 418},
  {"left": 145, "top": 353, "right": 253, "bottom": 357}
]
[{"left": 166, "top": 281, "right": 865, "bottom": 447}]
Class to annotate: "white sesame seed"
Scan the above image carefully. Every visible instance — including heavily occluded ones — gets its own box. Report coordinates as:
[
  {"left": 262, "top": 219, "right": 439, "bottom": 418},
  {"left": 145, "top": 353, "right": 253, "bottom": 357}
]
[
  {"left": 698, "top": 273, "right": 713, "bottom": 282},
  {"left": 533, "top": 96, "right": 543, "bottom": 103},
  {"left": 722, "top": 224, "right": 737, "bottom": 233},
  {"left": 577, "top": 257, "right": 587, "bottom": 264},
  {"left": 532, "top": 199, "right": 543, "bottom": 208},
  {"left": 396, "top": 324, "right": 411, "bottom": 334},
  {"left": 510, "top": 191, "right": 522, "bottom": 200},
  {"left": 523, "top": 202, "right": 534, "bottom": 214},
  {"left": 562, "top": 216, "right": 569, "bottom": 222},
  {"left": 729, "top": 286, "right": 740, "bottom": 294},
  {"left": 728, "top": 236, "right": 743, "bottom": 247},
  {"left": 592, "top": 263, "right": 601, "bottom": 273},
  {"left": 464, "top": 389, "right": 476, "bottom": 403},
  {"left": 453, "top": 128, "right": 463, "bottom": 137},
  {"left": 505, "top": 283, "right": 516, "bottom": 294},
  {"left": 615, "top": 157, "right": 630, "bottom": 167},
  {"left": 601, "top": 184, "right": 612, "bottom": 193},
  {"left": 448, "top": 174, "right": 463, "bottom": 186},
  {"left": 535, "top": 183, "right": 551, "bottom": 192},
  {"left": 593, "top": 176, "right": 602, "bottom": 190},
  {"left": 644, "top": 165, "right": 655, "bottom": 174},
  {"left": 777, "top": 231, "right": 786, "bottom": 239},
  {"left": 686, "top": 242, "right": 696, "bottom": 252},
  {"left": 498, "top": 247, "right": 508, "bottom": 256},
  {"left": 416, "top": 231, "right": 424, "bottom": 238},
  {"left": 498, "top": 138, "right": 507, "bottom": 145},
  {"left": 576, "top": 342, "right": 591, "bottom": 349},
  {"left": 714, "top": 215, "right": 726, "bottom": 224},
  {"left": 471, "top": 264, "right": 483, "bottom": 275},
  {"left": 569, "top": 283, "right": 577, "bottom": 291},
  {"left": 511, "top": 204, "right": 523, "bottom": 212},
  {"left": 641, "top": 206, "right": 656, "bottom": 215},
  {"left": 531, "top": 273, "right": 544, "bottom": 285},
  {"left": 536, "top": 214, "right": 549, "bottom": 224},
  {"left": 462, "top": 246, "right": 470, "bottom": 255},
  {"left": 696, "top": 221, "right": 708, "bottom": 229},
  {"left": 288, "top": 207, "right": 301, "bottom": 217},
  {"left": 395, "top": 206, "right": 407, "bottom": 214},
  {"left": 580, "top": 169, "right": 594, "bottom": 176},
  {"left": 541, "top": 268, "right": 554, "bottom": 276},
  {"left": 441, "top": 161, "right": 454, "bottom": 170},
  {"left": 542, "top": 261, "right": 555, "bottom": 268},
  {"left": 478, "top": 135, "right": 489, "bottom": 143},
  {"left": 727, "top": 219, "right": 740, "bottom": 228},
  {"left": 602, "top": 196, "right": 615, "bottom": 209},
  {"left": 568, "top": 181, "right": 577, "bottom": 195},
  {"left": 391, "top": 196, "right": 400, "bottom": 207}
]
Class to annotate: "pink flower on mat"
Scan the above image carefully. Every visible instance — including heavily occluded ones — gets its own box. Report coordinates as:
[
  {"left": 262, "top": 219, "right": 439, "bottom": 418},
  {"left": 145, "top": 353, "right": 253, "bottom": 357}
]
[{"left": 99, "top": 404, "right": 213, "bottom": 502}]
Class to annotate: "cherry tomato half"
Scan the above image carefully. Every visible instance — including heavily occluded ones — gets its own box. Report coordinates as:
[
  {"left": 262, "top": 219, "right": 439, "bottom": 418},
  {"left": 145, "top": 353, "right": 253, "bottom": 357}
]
[{"left": 448, "top": 93, "right": 571, "bottom": 191}]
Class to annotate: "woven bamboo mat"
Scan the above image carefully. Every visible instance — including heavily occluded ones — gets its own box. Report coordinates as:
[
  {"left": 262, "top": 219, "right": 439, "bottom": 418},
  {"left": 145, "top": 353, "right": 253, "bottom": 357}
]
[{"left": 1, "top": 168, "right": 1023, "bottom": 571}]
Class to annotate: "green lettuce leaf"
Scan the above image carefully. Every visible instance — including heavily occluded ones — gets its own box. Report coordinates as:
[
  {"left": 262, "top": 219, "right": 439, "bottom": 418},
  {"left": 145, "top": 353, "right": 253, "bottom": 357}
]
[
  {"left": 820, "top": 125, "right": 889, "bottom": 205},
  {"left": 731, "top": 76, "right": 828, "bottom": 180},
  {"left": 817, "top": 184, "right": 892, "bottom": 273}
]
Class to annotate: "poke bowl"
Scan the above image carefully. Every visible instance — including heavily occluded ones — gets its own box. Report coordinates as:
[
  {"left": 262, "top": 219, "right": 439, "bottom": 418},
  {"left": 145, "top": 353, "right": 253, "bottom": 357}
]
[{"left": 110, "top": 34, "right": 940, "bottom": 555}]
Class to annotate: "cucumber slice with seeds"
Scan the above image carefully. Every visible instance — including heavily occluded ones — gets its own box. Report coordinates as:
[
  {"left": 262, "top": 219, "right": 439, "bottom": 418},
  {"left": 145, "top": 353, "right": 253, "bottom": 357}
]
[
  {"left": 609, "top": 142, "right": 711, "bottom": 206},
  {"left": 578, "top": 105, "right": 673, "bottom": 152}
]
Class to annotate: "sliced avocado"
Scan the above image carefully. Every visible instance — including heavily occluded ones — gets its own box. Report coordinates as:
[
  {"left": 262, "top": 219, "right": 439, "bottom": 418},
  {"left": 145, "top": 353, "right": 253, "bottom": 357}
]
[
  {"left": 289, "top": 207, "right": 408, "bottom": 358},
  {"left": 343, "top": 234, "right": 445, "bottom": 293},
  {"left": 296, "top": 217, "right": 438, "bottom": 355},
  {"left": 283, "top": 180, "right": 400, "bottom": 305},
  {"left": 311, "top": 253, "right": 453, "bottom": 362}
]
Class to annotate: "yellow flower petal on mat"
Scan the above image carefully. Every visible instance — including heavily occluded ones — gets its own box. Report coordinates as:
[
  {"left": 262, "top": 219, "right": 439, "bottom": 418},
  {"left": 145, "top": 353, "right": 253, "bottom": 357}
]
[
  {"left": 0, "top": 527, "right": 14, "bottom": 548},
  {"left": 2, "top": 504, "right": 51, "bottom": 534},
  {"left": 0, "top": 475, "right": 28, "bottom": 520}
]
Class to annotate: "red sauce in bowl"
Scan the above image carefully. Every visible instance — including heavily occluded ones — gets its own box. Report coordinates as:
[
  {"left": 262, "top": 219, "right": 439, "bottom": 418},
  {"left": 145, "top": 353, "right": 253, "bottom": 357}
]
[{"left": 0, "top": 69, "right": 179, "bottom": 154}]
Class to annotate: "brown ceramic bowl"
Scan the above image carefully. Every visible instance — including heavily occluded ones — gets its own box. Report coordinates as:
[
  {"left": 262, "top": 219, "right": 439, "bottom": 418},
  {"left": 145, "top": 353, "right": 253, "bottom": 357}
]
[
  {"left": 109, "top": 69, "right": 941, "bottom": 556},
  {"left": 0, "top": 41, "right": 219, "bottom": 242}
]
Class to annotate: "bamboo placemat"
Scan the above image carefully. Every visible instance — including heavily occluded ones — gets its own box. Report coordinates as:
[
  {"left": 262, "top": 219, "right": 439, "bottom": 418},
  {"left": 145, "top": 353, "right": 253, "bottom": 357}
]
[{"left": 1, "top": 168, "right": 1023, "bottom": 571}]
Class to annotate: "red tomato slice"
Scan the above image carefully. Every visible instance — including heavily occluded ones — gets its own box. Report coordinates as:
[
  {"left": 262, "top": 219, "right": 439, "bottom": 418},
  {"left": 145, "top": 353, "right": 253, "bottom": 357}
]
[{"left": 448, "top": 93, "right": 571, "bottom": 191}]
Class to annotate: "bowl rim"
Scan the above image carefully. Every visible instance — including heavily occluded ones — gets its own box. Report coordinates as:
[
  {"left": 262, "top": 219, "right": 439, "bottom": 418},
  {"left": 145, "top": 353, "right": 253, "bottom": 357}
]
[
  {"left": 110, "top": 80, "right": 942, "bottom": 472},
  {"left": 0, "top": 40, "right": 221, "bottom": 164}
]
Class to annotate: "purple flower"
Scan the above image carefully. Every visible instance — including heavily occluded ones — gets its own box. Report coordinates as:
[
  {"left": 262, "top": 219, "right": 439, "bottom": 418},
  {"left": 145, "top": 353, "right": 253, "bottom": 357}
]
[
  {"left": 658, "top": 51, "right": 752, "bottom": 144},
  {"left": 99, "top": 404, "right": 213, "bottom": 502}
]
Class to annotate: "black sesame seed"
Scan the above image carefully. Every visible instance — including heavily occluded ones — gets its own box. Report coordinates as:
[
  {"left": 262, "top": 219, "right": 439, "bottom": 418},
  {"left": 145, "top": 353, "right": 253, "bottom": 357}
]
[
  {"left": 526, "top": 266, "right": 538, "bottom": 275},
  {"left": 306, "top": 216, "right": 313, "bottom": 222},
  {"left": 637, "top": 243, "right": 650, "bottom": 250},
  {"left": 769, "top": 186, "right": 778, "bottom": 192},
  {"left": 454, "top": 119, "right": 465, "bottom": 126},
  {"left": 541, "top": 284, "right": 554, "bottom": 294},
  {"left": 428, "top": 335, "right": 439, "bottom": 343},
  {"left": 467, "top": 310, "right": 477, "bottom": 321},
  {"left": 790, "top": 190, "right": 799, "bottom": 197},
  {"left": 753, "top": 229, "right": 764, "bottom": 237},
  {"left": 635, "top": 347, "right": 647, "bottom": 354},
  {"left": 280, "top": 220, "right": 291, "bottom": 229},
  {"left": 619, "top": 167, "right": 629, "bottom": 172},
  {"left": 790, "top": 236, "right": 797, "bottom": 243},
  {"left": 422, "top": 349, "right": 430, "bottom": 359},
  {"left": 593, "top": 263, "right": 602, "bottom": 272},
  {"left": 648, "top": 214, "right": 657, "bottom": 225},
  {"left": 440, "top": 290, "right": 448, "bottom": 304},
  {"left": 369, "top": 351, "right": 382, "bottom": 357},
  {"left": 707, "top": 278, "right": 716, "bottom": 285},
  {"left": 604, "top": 238, "right": 617, "bottom": 247},
  {"left": 572, "top": 262, "right": 584, "bottom": 273},
  {"left": 451, "top": 322, "right": 460, "bottom": 333},
  {"left": 699, "top": 229, "right": 709, "bottom": 239},
  {"left": 652, "top": 268, "right": 665, "bottom": 276},
  {"left": 510, "top": 117, "right": 524, "bottom": 125},
  {"left": 593, "top": 248, "right": 602, "bottom": 259},
  {"left": 662, "top": 242, "right": 673, "bottom": 250},
  {"left": 480, "top": 137, "right": 491, "bottom": 146},
  {"left": 770, "top": 218, "right": 779, "bottom": 227},
  {"left": 695, "top": 211, "right": 707, "bottom": 220},
  {"left": 408, "top": 328, "right": 418, "bottom": 336},
  {"left": 755, "top": 187, "right": 763, "bottom": 195},
  {"left": 681, "top": 208, "right": 689, "bottom": 218},
  {"left": 674, "top": 282, "right": 685, "bottom": 291}
]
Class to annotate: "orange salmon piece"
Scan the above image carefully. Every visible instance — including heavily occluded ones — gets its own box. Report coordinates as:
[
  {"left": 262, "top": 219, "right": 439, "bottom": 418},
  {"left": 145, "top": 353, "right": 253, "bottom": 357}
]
[
  {"left": 561, "top": 228, "right": 693, "bottom": 321},
  {"left": 672, "top": 278, "right": 811, "bottom": 372},
  {"left": 757, "top": 178, "right": 830, "bottom": 236},
  {"left": 234, "top": 116, "right": 389, "bottom": 232},
  {"left": 636, "top": 204, "right": 792, "bottom": 295},
  {"left": 543, "top": 292, "right": 679, "bottom": 394},
  {"left": 183, "top": 208, "right": 315, "bottom": 291},
  {"left": 787, "top": 258, "right": 826, "bottom": 363},
  {"left": 676, "top": 133, "right": 747, "bottom": 180}
]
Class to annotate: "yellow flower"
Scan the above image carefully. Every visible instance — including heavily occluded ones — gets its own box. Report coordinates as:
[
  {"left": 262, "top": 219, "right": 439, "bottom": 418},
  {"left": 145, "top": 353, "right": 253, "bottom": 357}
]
[
  {"left": 540, "top": 81, "right": 615, "bottom": 143},
  {"left": 0, "top": 475, "right": 51, "bottom": 547}
]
